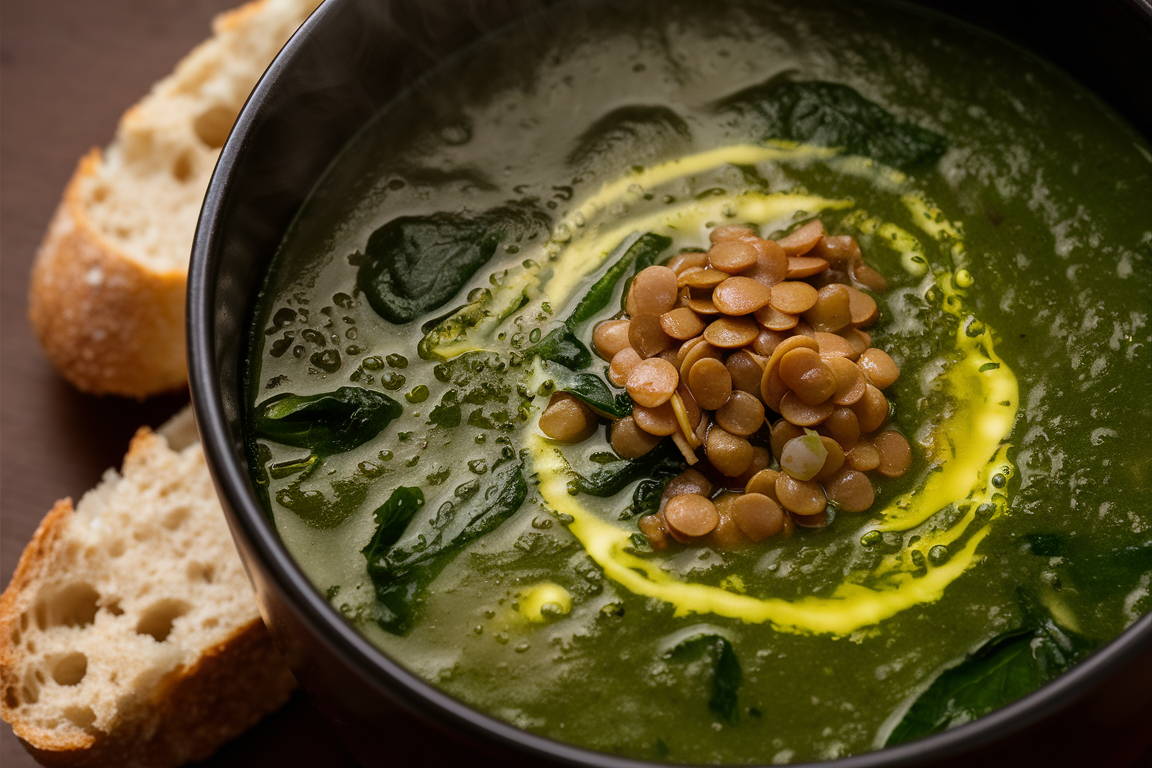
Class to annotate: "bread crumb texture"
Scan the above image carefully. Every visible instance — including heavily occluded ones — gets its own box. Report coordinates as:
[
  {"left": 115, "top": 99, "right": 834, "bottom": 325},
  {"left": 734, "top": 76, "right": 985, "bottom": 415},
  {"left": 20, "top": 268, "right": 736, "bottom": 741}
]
[
  {"left": 28, "top": 0, "right": 322, "bottom": 398},
  {"left": 0, "top": 425, "right": 296, "bottom": 767}
]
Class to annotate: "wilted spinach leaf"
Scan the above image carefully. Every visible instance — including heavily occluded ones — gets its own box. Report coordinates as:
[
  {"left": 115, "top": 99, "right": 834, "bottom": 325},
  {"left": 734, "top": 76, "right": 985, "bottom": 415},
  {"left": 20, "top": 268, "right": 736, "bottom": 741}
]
[
  {"left": 527, "top": 327, "right": 592, "bottom": 369},
  {"left": 362, "top": 487, "right": 425, "bottom": 562},
  {"left": 567, "top": 104, "right": 692, "bottom": 170},
  {"left": 624, "top": 476, "right": 671, "bottom": 520},
  {"left": 253, "top": 387, "right": 402, "bottom": 456},
  {"left": 665, "top": 634, "right": 743, "bottom": 725},
  {"left": 716, "top": 79, "right": 947, "bottom": 171},
  {"left": 886, "top": 614, "right": 1093, "bottom": 746},
  {"left": 569, "top": 439, "right": 680, "bottom": 497},
  {"left": 358, "top": 203, "right": 551, "bottom": 324},
  {"left": 526, "top": 232, "right": 671, "bottom": 369},
  {"left": 540, "top": 361, "right": 631, "bottom": 419},
  {"left": 363, "top": 452, "right": 528, "bottom": 634}
]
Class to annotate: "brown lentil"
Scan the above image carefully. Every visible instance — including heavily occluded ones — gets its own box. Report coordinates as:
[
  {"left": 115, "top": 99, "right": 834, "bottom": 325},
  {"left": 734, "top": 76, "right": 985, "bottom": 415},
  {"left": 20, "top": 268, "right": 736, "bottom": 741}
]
[
  {"left": 706, "top": 496, "right": 752, "bottom": 549},
  {"left": 814, "top": 331, "right": 855, "bottom": 360},
  {"left": 851, "top": 384, "right": 889, "bottom": 433},
  {"left": 729, "top": 446, "right": 771, "bottom": 489},
  {"left": 664, "top": 494, "right": 720, "bottom": 537},
  {"left": 710, "top": 225, "right": 758, "bottom": 244},
  {"left": 609, "top": 347, "right": 643, "bottom": 387},
  {"left": 873, "top": 430, "right": 912, "bottom": 477},
  {"left": 839, "top": 328, "right": 871, "bottom": 359},
  {"left": 851, "top": 260, "right": 889, "bottom": 293},
  {"left": 665, "top": 251, "right": 709, "bottom": 275},
  {"left": 752, "top": 328, "right": 789, "bottom": 357},
  {"left": 592, "top": 319, "right": 631, "bottom": 360},
  {"left": 732, "top": 493, "right": 785, "bottom": 541},
  {"left": 813, "top": 436, "right": 846, "bottom": 482},
  {"left": 787, "top": 256, "right": 831, "bottom": 279},
  {"left": 708, "top": 240, "right": 759, "bottom": 273},
  {"left": 858, "top": 348, "right": 901, "bottom": 389},
  {"left": 715, "top": 390, "right": 765, "bottom": 436},
  {"left": 705, "top": 426, "right": 754, "bottom": 477},
  {"left": 802, "top": 284, "right": 853, "bottom": 333},
  {"left": 778, "top": 347, "right": 837, "bottom": 405},
  {"left": 610, "top": 415, "right": 663, "bottom": 458},
  {"left": 633, "top": 401, "right": 680, "bottom": 436},
  {"left": 775, "top": 473, "right": 827, "bottom": 516},
  {"left": 662, "top": 468, "right": 714, "bottom": 503},
  {"left": 660, "top": 307, "right": 705, "bottom": 340},
  {"left": 679, "top": 267, "right": 729, "bottom": 289},
  {"left": 626, "top": 358, "right": 679, "bottom": 408},
  {"left": 845, "top": 286, "right": 879, "bottom": 326},
  {"left": 744, "top": 239, "right": 789, "bottom": 287},
  {"left": 754, "top": 303, "right": 799, "bottom": 331},
  {"left": 776, "top": 220, "right": 825, "bottom": 256},
  {"left": 726, "top": 350, "right": 765, "bottom": 395},
  {"left": 845, "top": 439, "right": 881, "bottom": 472},
  {"left": 811, "top": 235, "right": 862, "bottom": 267},
  {"left": 746, "top": 468, "right": 781, "bottom": 501},
  {"left": 760, "top": 365, "right": 789, "bottom": 412},
  {"left": 713, "top": 276, "right": 773, "bottom": 315},
  {"left": 628, "top": 313, "right": 673, "bottom": 358},
  {"left": 638, "top": 514, "right": 669, "bottom": 551},
  {"left": 769, "top": 281, "right": 819, "bottom": 314},
  {"left": 779, "top": 390, "right": 834, "bottom": 427},
  {"left": 628, "top": 265, "right": 679, "bottom": 315},
  {"left": 539, "top": 393, "right": 597, "bottom": 443},
  {"left": 769, "top": 419, "right": 805, "bottom": 459},
  {"left": 703, "top": 316, "right": 760, "bottom": 348},
  {"left": 824, "top": 406, "right": 862, "bottom": 451},
  {"left": 825, "top": 468, "right": 875, "bottom": 512},
  {"left": 828, "top": 357, "right": 867, "bottom": 405},
  {"left": 687, "top": 357, "right": 733, "bottom": 410}
]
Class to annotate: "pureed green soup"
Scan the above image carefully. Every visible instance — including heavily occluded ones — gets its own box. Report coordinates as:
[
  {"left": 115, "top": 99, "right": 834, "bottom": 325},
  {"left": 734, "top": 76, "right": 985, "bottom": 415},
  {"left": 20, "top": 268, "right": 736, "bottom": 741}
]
[{"left": 245, "top": 0, "right": 1152, "bottom": 762}]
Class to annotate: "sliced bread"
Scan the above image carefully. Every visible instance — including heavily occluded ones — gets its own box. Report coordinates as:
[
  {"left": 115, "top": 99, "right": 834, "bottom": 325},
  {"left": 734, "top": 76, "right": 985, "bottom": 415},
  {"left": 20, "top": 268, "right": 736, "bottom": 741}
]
[
  {"left": 28, "top": 0, "right": 321, "bottom": 398},
  {"left": 0, "top": 408, "right": 296, "bottom": 767}
]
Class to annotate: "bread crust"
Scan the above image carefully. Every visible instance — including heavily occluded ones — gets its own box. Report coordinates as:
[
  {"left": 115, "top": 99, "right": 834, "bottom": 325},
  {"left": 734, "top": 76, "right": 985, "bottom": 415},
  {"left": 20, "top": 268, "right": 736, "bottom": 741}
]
[
  {"left": 28, "top": 151, "right": 189, "bottom": 399},
  {"left": 1, "top": 428, "right": 298, "bottom": 767}
]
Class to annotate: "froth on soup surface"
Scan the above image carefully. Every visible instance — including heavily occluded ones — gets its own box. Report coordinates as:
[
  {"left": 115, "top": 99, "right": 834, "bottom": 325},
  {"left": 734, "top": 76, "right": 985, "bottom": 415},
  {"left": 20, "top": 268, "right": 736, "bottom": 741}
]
[{"left": 245, "top": 0, "right": 1152, "bottom": 762}]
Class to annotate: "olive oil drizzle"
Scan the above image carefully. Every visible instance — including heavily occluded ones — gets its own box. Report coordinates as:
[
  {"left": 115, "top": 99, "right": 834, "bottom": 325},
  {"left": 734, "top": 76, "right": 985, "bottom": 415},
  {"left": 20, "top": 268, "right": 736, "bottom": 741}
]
[{"left": 526, "top": 146, "right": 1020, "bottom": 636}]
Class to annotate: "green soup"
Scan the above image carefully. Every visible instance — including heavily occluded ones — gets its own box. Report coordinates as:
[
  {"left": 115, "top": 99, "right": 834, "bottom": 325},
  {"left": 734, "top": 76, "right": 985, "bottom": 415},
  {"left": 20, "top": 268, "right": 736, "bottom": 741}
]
[{"left": 245, "top": 0, "right": 1152, "bottom": 762}]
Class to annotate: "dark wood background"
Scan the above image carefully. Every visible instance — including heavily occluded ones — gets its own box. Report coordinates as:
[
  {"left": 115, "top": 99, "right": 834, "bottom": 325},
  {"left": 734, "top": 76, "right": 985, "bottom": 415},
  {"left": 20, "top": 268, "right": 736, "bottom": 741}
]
[{"left": 0, "top": 1, "right": 359, "bottom": 765}]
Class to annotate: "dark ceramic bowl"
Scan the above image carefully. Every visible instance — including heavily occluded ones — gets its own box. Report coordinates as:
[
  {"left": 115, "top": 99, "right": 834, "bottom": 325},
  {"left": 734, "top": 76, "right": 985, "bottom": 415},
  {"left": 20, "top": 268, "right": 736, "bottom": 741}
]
[{"left": 188, "top": 1, "right": 1152, "bottom": 766}]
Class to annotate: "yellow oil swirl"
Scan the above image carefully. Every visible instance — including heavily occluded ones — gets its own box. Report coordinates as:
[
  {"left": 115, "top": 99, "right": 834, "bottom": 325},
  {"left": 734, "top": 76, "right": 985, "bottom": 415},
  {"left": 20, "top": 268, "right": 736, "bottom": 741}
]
[{"left": 523, "top": 145, "right": 1019, "bottom": 636}]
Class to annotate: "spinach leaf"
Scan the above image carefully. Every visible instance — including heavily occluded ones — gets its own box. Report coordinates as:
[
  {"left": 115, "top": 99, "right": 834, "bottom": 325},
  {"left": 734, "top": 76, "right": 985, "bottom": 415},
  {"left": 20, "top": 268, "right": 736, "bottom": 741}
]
[
  {"left": 358, "top": 203, "right": 550, "bottom": 324},
  {"left": 716, "top": 79, "right": 947, "bottom": 172},
  {"left": 625, "top": 476, "right": 672, "bottom": 520},
  {"left": 361, "top": 487, "right": 425, "bottom": 562},
  {"left": 253, "top": 387, "right": 402, "bottom": 456},
  {"left": 885, "top": 615, "right": 1093, "bottom": 746},
  {"left": 363, "top": 452, "right": 528, "bottom": 634},
  {"left": 571, "top": 232, "right": 671, "bottom": 328},
  {"left": 569, "top": 439, "right": 681, "bottom": 497},
  {"left": 540, "top": 361, "right": 631, "bottom": 419},
  {"left": 527, "top": 327, "right": 592, "bottom": 370},
  {"left": 567, "top": 104, "right": 692, "bottom": 171},
  {"left": 665, "top": 634, "right": 743, "bottom": 725},
  {"left": 525, "top": 232, "right": 671, "bottom": 369}
]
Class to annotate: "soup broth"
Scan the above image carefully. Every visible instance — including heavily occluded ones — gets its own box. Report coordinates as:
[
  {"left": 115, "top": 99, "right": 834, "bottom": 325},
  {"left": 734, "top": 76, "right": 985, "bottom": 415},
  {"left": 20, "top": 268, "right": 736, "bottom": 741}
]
[{"left": 246, "top": 0, "right": 1152, "bottom": 763}]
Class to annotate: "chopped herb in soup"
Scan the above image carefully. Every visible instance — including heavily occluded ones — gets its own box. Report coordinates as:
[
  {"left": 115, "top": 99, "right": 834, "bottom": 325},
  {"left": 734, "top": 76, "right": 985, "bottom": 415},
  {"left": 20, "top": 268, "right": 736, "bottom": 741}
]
[{"left": 245, "top": 0, "right": 1151, "bottom": 762}]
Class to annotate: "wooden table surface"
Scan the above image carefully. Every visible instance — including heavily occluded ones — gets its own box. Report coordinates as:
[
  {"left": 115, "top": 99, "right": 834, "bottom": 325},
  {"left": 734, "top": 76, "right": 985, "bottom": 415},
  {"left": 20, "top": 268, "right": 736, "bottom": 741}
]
[{"left": 0, "top": 2, "right": 360, "bottom": 766}]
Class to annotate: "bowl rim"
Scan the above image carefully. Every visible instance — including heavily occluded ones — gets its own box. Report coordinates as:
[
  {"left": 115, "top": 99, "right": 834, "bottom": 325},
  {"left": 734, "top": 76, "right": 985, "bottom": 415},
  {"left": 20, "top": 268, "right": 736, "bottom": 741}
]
[{"left": 188, "top": 1, "right": 1152, "bottom": 765}]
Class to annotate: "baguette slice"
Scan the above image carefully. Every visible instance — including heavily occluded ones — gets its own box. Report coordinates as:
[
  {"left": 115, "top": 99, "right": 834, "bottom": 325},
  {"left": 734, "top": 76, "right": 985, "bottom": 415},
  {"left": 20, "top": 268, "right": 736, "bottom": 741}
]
[
  {"left": 0, "top": 408, "right": 297, "bottom": 767},
  {"left": 28, "top": 0, "right": 321, "bottom": 398}
]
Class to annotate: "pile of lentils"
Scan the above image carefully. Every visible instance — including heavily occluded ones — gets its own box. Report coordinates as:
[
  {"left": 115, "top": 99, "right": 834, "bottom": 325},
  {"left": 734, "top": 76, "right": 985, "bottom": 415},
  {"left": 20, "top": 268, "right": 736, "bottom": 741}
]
[{"left": 537, "top": 220, "right": 912, "bottom": 551}]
